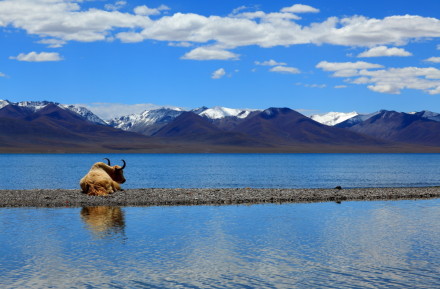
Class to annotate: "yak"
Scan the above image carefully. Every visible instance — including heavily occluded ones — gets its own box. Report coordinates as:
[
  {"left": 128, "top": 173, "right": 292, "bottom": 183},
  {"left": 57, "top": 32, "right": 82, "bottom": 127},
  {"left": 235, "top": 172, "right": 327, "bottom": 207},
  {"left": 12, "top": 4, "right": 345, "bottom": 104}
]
[{"left": 80, "top": 158, "right": 126, "bottom": 196}]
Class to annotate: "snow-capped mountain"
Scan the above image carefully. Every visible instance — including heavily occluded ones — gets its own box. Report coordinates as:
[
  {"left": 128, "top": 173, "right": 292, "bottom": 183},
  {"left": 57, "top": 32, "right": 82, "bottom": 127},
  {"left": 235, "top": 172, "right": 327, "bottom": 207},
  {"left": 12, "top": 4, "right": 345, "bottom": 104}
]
[
  {"left": 310, "top": 111, "right": 359, "bottom": 126},
  {"left": 313, "top": 110, "right": 440, "bottom": 128},
  {"left": 0, "top": 99, "right": 107, "bottom": 125},
  {"left": 336, "top": 111, "right": 382, "bottom": 128},
  {"left": 410, "top": 110, "right": 440, "bottom": 122},
  {"left": 198, "top": 106, "right": 258, "bottom": 119},
  {"left": 108, "top": 107, "right": 185, "bottom": 135},
  {"left": 108, "top": 106, "right": 260, "bottom": 135},
  {"left": 60, "top": 104, "right": 107, "bottom": 125}
]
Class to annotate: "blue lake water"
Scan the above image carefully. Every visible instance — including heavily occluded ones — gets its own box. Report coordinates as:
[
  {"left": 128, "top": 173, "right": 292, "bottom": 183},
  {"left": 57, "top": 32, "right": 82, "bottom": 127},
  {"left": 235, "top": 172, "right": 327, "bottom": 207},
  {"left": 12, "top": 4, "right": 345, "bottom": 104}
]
[
  {"left": 2, "top": 153, "right": 440, "bottom": 288},
  {"left": 1, "top": 153, "right": 440, "bottom": 189},
  {"left": 2, "top": 200, "right": 440, "bottom": 288}
]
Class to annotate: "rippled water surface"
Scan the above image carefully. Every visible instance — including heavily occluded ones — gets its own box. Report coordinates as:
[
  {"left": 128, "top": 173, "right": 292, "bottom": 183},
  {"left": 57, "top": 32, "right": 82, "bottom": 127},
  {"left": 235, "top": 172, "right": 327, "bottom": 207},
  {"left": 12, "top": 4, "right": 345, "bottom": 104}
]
[
  {"left": 1, "top": 153, "right": 440, "bottom": 189},
  {"left": 2, "top": 200, "right": 440, "bottom": 288},
  {"left": 2, "top": 154, "right": 440, "bottom": 288}
]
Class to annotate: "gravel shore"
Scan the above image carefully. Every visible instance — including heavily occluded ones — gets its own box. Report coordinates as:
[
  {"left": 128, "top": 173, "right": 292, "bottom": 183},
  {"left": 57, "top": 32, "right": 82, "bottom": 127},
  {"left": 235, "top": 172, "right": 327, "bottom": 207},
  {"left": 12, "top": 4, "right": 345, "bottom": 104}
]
[{"left": 1, "top": 187, "right": 440, "bottom": 208}]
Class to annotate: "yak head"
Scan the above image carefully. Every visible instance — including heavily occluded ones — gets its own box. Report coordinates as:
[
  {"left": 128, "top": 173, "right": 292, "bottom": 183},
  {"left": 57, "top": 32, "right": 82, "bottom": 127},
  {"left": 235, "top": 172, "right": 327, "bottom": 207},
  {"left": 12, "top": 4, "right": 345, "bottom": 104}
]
[{"left": 105, "top": 158, "right": 126, "bottom": 184}]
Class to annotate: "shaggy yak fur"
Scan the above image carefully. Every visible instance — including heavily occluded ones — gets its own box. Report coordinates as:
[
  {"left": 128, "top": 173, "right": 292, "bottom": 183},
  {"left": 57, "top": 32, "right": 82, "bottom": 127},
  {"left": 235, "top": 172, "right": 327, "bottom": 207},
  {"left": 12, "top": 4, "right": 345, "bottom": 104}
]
[{"left": 80, "top": 159, "right": 126, "bottom": 196}]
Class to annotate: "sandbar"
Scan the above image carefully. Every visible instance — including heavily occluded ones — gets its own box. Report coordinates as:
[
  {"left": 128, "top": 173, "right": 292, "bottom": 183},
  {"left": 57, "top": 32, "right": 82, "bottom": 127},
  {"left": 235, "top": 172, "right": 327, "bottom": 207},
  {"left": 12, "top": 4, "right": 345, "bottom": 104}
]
[{"left": 0, "top": 187, "right": 439, "bottom": 208}]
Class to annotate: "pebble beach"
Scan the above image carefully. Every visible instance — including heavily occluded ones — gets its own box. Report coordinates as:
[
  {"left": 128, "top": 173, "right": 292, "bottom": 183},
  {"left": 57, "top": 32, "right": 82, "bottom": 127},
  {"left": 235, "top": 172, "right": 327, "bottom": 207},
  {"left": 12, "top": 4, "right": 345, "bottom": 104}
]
[{"left": 1, "top": 187, "right": 440, "bottom": 207}]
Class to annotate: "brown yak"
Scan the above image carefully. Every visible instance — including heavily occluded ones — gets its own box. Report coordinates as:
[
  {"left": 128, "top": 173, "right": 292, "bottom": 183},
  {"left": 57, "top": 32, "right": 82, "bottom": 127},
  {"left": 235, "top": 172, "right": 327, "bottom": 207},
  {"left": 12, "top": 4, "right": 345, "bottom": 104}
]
[{"left": 80, "top": 158, "right": 126, "bottom": 196}]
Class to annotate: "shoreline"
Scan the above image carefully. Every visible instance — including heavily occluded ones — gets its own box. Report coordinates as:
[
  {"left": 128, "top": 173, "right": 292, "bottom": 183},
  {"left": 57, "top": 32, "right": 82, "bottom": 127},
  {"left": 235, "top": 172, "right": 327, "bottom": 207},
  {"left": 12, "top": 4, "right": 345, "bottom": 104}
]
[{"left": 0, "top": 187, "right": 440, "bottom": 208}]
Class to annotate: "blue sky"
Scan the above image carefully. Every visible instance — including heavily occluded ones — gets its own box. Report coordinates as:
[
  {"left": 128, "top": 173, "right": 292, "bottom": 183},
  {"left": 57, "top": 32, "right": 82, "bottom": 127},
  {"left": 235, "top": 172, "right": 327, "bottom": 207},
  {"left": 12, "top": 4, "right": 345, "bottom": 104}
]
[{"left": 1, "top": 0, "right": 440, "bottom": 119}]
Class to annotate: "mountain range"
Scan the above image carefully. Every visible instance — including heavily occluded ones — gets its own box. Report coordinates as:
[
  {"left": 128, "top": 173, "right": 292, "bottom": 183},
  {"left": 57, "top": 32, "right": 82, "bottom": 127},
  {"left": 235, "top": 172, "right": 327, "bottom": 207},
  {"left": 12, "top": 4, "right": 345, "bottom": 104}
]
[{"left": 1, "top": 99, "right": 440, "bottom": 153}]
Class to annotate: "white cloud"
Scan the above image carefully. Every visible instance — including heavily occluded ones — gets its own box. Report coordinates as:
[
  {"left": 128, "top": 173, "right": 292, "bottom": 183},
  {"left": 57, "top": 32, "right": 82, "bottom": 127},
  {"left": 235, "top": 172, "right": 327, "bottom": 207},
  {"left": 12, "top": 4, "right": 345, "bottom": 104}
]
[
  {"left": 270, "top": 66, "right": 300, "bottom": 74},
  {"left": 255, "top": 60, "right": 287, "bottom": 66},
  {"left": 105, "top": 1, "right": 127, "bottom": 11},
  {"left": 168, "top": 42, "right": 193, "bottom": 47},
  {"left": 1, "top": 1, "right": 440, "bottom": 60},
  {"left": 316, "top": 61, "right": 383, "bottom": 77},
  {"left": 318, "top": 61, "right": 440, "bottom": 95},
  {"left": 233, "top": 11, "right": 301, "bottom": 21},
  {"left": 0, "top": 72, "right": 6, "bottom": 77},
  {"left": 306, "top": 84, "right": 326, "bottom": 88},
  {"left": 317, "top": 61, "right": 384, "bottom": 71},
  {"left": 281, "top": 4, "right": 319, "bottom": 14},
  {"left": 38, "top": 38, "right": 66, "bottom": 48},
  {"left": 9, "top": 51, "right": 63, "bottom": 62},
  {"left": 425, "top": 57, "right": 440, "bottom": 63},
  {"left": 134, "top": 5, "right": 170, "bottom": 16},
  {"left": 211, "top": 68, "right": 226, "bottom": 79},
  {"left": 358, "top": 46, "right": 412, "bottom": 57},
  {"left": 181, "top": 47, "right": 239, "bottom": 60},
  {"left": 335, "top": 85, "right": 347, "bottom": 88}
]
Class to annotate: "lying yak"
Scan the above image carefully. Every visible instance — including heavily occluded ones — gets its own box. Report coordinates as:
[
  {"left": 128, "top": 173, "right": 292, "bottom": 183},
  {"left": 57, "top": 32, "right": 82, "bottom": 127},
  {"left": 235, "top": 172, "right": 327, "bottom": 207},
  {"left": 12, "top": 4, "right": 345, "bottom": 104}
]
[{"left": 80, "top": 158, "right": 126, "bottom": 196}]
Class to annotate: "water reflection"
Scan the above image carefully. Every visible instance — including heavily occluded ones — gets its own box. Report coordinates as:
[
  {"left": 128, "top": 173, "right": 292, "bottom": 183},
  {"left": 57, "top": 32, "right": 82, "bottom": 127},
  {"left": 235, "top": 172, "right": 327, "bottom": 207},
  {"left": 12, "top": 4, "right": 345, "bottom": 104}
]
[
  {"left": 80, "top": 206, "right": 125, "bottom": 238},
  {"left": 2, "top": 201, "right": 440, "bottom": 288}
]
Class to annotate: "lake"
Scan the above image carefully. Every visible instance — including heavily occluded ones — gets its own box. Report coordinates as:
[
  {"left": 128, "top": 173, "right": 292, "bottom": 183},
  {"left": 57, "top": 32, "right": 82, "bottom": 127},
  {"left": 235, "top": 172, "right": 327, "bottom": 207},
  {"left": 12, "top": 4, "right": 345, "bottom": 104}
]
[
  {"left": 1, "top": 153, "right": 440, "bottom": 189},
  {"left": 2, "top": 153, "right": 440, "bottom": 288},
  {"left": 2, "top": 200, "right": 440, "bottom": 288}
]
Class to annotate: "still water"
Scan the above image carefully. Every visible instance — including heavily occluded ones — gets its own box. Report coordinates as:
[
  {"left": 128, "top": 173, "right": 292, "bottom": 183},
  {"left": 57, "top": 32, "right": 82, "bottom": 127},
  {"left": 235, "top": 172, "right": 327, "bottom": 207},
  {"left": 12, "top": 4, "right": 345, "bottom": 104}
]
[
  {"left": 1, "top": 153, "right": 440, "bottom": 189},
  {"left": 1, "top": 200, "right": 440, "bottom": 288},
  {"left": 2, "top": 154, "right": 440, "bottom": 288}
]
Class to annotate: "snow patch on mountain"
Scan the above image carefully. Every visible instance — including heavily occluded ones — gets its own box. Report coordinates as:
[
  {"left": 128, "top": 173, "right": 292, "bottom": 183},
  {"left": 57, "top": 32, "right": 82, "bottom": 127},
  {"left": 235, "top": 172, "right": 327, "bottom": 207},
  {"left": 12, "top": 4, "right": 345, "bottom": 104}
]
[
  {"left": 198, "top": 106, "right": 257, "bottom": 119},
  {"left": 199, "top": 106, "right": 251, "bottom": 119},
  {"left": 109, "top": 108, "right": 185, "bottom": 130},
  {"left": 0, "top": 99, "right": 11, "bottom": 109},
  {"left": 310, "top": 111, "right": 358, "bottom": 126},
  {"left": 410, "top": 110, "right": 440, "bottom": 122},
  {"left": 16, "top": 100, "right": 54, "bottom": 112},
  {"left": 336, "top": 111, "right": 381, "bottom": 128},
  {"left": 60, "top": 104, "right": 107, "bottom": 125},
  {"left": 0, "top": 99, "right": 107, "bottom": 125}
]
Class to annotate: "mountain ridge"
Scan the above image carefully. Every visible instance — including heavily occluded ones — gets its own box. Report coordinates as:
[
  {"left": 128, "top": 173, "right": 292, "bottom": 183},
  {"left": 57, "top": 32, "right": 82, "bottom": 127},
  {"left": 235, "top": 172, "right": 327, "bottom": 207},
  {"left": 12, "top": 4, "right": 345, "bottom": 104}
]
[{"left": 2, "top": 99, "right": 440, "bottom": 153}]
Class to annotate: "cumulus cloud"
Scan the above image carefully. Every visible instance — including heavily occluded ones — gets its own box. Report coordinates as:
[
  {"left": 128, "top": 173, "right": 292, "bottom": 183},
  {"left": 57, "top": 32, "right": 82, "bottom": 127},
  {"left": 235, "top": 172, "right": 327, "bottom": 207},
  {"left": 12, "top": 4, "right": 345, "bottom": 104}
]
[
  {"left": 317, "top": 61, "right": 384, "bottom": 71},
  {"left": 317, "top": 61, "right": 440, "bottom": 95},
  {"left": 255, "top": 59, "right": 287, "bottom": 66},
  {"left": 281, "top": 4, "right": 319, "bottom": 14},
  {"left": 168, "top": 42, "right": 193, "bottom": 47},
  {"left": 1, "top": 1, "right": 440, "bottom": 60},
  {"left": 134, "top": 4, "right": 170, "bottom": 16},
  {"left": 9, "top": 52, "right": 63, "bottom": 62},
  {"left": 296, "top": 83, "right": 326, "bottom": 88},
  {"left": 269, "top": 66, "right": 300, "bottom": 74},
  {"left": 181, "top": 47, "right": 239, "bottom": 60},
  {"left": 211, "top": 68, "right": 226, "bottom": 79},
  {"left": 105, "top": 1, "right": 127, "bottom": 11},
  {"left": 358, "top": 46, "right": 412, "bottom": 57},
  {"left": 425, "top": 57, "right": 440, "bottom": 63}
]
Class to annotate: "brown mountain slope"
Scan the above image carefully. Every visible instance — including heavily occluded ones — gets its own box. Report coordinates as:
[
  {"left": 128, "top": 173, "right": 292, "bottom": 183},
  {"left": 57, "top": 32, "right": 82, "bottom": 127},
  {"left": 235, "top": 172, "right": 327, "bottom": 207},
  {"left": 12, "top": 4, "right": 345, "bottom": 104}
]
[
  {"left": 153, "top": 112, "right": 269, "bottom": 147},
  {"left": 347, "top": 110, "right": 440, "bottom": 146},
  {"left": 232, "top": 108, "right": 387, "bottom": 146},
  {"left": 0, "top": 104, "right": 164, "bottom": 152}
]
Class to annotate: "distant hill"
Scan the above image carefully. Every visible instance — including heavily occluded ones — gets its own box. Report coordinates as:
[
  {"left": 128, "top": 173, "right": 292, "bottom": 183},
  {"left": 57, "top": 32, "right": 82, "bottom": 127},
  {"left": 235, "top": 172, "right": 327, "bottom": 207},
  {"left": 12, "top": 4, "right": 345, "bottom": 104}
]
[
  {"left": 2, "top": 99, "right": 440, "bottom": 152},
  {"left": 153, "top": 112, "right": 267, "bottom": 147},
  {"left": 0, "top": 102, "right": 164, "bottom": 152},
  {"left": 232, "top": 107, "right": 385, "bottom": 146},
  {"left": 342, "top": 110, "right": 440, "bottom": 146}
]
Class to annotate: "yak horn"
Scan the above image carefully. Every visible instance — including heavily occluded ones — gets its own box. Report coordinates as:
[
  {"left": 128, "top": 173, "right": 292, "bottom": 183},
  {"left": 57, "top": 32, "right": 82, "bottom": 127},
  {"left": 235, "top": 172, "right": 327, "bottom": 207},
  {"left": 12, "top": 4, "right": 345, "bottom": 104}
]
[
  {"left": 119, "top": 159, "right": 126, "bottom": 170},
  {"left": 103, "top": 158, "right": 111, "bottom": 165}
]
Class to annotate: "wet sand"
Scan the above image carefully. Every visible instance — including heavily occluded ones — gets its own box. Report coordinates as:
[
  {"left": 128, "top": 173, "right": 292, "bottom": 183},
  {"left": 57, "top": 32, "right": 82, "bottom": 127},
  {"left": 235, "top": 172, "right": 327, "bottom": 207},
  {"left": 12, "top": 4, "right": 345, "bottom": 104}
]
[{"left": 1, "top": 187, "right": 440, "bottom": 207}]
